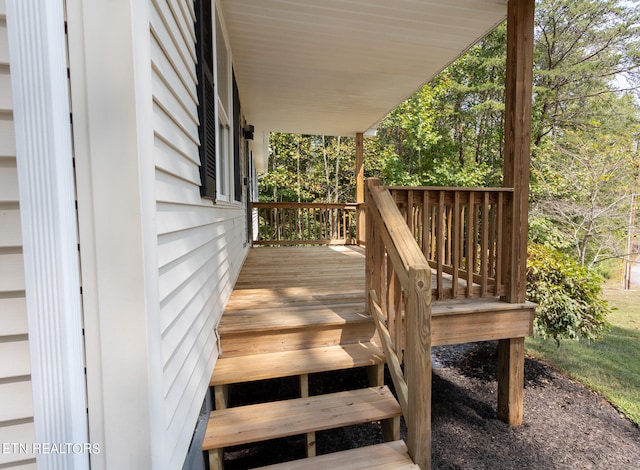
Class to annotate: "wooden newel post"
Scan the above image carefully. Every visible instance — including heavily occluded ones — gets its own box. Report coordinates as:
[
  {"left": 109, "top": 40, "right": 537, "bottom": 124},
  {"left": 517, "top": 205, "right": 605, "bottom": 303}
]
[
  {"left": 405, "top": 266, "right": 432, "bottom": 470},
  {"left": 365, "top": 178, "right": 382, "bottom": 314}
]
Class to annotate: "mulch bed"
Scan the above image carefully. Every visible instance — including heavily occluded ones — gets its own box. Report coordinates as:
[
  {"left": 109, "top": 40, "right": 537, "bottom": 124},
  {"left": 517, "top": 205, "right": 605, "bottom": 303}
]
[{"left": 222, "top": 341, "right": 640, "bottom": 469}]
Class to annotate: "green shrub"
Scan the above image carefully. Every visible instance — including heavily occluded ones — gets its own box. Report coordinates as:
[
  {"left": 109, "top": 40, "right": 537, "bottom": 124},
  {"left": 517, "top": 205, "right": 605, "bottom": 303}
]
[{"left": 527, "top": 243, "right": 610, "bottom": 343}]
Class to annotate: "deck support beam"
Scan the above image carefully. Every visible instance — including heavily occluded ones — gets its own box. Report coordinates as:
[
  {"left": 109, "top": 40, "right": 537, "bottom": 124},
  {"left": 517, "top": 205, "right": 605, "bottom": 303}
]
[
  {"left": 497, "top": 338, "right": 525, "bottom": 425},
  {"left": 300, "top": 374, "right": 317, "bottom": 457},
  {"left": 214, "top": 384, "right": 230, "bottom": 410}
]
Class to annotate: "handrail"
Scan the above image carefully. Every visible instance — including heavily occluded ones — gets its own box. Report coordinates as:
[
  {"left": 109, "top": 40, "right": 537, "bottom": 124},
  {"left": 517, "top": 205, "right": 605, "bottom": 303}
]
[
  {"left": 251, "top": 202, "right": 357, "bottom": 246},
  {"left": 365, "top": 178, "right": 432, "bottom": 470}
]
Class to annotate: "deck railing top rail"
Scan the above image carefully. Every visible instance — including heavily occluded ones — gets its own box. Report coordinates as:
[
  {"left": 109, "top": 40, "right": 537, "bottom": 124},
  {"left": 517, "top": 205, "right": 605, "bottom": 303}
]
[{"left": 386, "top": 185, "right": 514, "bottom": 192}]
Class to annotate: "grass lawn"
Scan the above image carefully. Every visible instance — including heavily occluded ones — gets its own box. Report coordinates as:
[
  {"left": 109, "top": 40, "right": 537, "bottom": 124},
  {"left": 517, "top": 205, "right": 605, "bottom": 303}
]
[{"left": 525, "top": 284, "right": 640, "bottom": 426}]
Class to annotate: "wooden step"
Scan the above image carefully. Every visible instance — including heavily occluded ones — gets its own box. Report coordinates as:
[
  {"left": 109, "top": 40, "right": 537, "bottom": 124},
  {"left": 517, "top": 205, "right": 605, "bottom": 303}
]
[
  {"left": 251, "top": 440, "right": 419, "bottom": 469},
  {"left": 202, "top": 386, "right": 401, "bottom": 450},
  {"left": 220, "top": 323, "right": 379, "bottom": 357},
  {"left": 218, "top": 302, "right": 370, "bottom": 334},
  {"left": 211, "top": 342, "right": 385, "bottom": 386}
]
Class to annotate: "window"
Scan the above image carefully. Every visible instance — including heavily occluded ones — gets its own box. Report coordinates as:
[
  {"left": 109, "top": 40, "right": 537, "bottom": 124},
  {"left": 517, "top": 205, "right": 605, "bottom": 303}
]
[
  {"left": 218, "top": 112, "right": 229, "bottom": 197},
  {"left": 194, "top": 0, "right": 216, "bottom": 199},
  {"left": 233, "top": 71, "right": 242, "bottom": 202},
  {"left": 215, "top": 9, "right": 233, "bottom": 200}
]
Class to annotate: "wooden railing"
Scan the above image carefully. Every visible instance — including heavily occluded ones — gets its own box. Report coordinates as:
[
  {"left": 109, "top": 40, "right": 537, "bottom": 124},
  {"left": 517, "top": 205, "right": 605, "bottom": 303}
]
[
  {"left": 251, "top": 202, "right": 357, "bottom": 246},
  {"left": 366, "top": 179, "right": 431, "bottom": 470},
  {"left": 388, "top": 186, "right": 513, "bottom": 300}
]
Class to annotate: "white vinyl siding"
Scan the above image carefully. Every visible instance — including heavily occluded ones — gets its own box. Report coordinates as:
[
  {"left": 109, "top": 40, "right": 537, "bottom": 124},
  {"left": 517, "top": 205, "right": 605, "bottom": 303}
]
[
  {"left": 0, "top": 2, "right": 36, "bottom": 468},
  {"left": 150, "top": 0, "right": 247, "bottom": 467}
]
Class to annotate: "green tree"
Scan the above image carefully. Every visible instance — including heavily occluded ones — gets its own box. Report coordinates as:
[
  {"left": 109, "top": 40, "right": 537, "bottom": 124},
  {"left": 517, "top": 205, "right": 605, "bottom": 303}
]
[
  {"left": 531, "top": 104, "right": 639, "bottom": 266},
  {"left": 260, "top": 133, "right": 356, "bottom": 203},
  {"left": 532, "top": 0, "right": 640, "bottom": 148},
  {"left": 429, "top": 24, "right": 507, "bottom": 185},
  {"left": 367, "top": 85, "right": 440, "bottom": 185}
]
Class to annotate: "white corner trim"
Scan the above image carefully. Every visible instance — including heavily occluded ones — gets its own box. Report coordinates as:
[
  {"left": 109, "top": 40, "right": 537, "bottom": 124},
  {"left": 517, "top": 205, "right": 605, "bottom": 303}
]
[{"left": 6, "top": 1, "right": 89, "bottom": 469}]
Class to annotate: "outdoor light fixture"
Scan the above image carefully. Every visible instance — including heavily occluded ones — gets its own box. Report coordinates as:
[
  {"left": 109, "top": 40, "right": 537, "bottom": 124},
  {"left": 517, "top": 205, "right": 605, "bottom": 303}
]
[{"left": 243, "top": 124, "right": 254, "bottom": 140}]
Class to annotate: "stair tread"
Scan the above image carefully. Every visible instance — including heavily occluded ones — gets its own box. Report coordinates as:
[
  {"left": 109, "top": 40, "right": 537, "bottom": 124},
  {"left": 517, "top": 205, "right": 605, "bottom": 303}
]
[
  {"left": 212, "top": 342, "right": 385, "bottom": 386},
  {"left": 219, "top": 302, "right": 369, "bottom": 334},
  {"left": 203, "top": 386, "right": 401, "bottom": 450},
  {"left": 251, "top": 440, "right": 419, "bottom": 469}
]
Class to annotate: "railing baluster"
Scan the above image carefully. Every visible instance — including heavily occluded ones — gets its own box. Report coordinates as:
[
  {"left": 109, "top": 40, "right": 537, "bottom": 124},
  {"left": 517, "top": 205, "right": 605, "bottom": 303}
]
[
  {"left": 466, "top": 192, "right": 474, "bottom": 298},
  {"left": 452, "top": 191, "right": 461, "bottom": 299},
  {"left": 386, "top": 253, "right": 396, "bottom": 351},
  {"left": 407, "top": 189, "right": 414, "bottom": 235},
  {"left": 481, "top": 192, "right": 490, "bottom": 297},
  {"left": 495, "top": 192, "right": 505, "bottom": 296},
  {"left": 474, "top": 198, "right": 480, "bottom": 276},
  {"left": 489, "top": 194, "right": 498, "bottom": 284},
  {"left": 445, "top": 203, "right": 452, "bottom": 267},
  {"left": 422, "top": 191, "right": 429, "bottom": 260},
  {"left": 437, "top": 191, "right": 445, "bottom": 300}
]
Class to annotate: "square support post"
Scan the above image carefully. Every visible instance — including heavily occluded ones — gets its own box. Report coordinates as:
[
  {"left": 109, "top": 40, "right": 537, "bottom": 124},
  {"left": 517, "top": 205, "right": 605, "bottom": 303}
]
[
  {"left": 497, "top": 337, "right": 525, "bottom": 425},
  {"left": 499, "top": 0, "right": 535, "bottom": 428},
  {"left": 356, "top": 132, "right": 365, "bottom": 245},
  {"left": 502, "top": 0, "right": 535, "bottom": 304}
]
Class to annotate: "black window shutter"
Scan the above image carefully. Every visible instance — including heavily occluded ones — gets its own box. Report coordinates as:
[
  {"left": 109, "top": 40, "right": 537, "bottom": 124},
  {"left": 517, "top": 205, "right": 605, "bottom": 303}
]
[
  {"left": 195, "top": 0, "right": 216, "bottom": 200},
  {"left": 233, "top": 71, "right": 242, "bottom": 202}
]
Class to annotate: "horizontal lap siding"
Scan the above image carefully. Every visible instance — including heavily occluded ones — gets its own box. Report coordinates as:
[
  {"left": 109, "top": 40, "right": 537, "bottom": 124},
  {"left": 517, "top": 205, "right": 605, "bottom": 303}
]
[
  {"left": 150, "top": 1, "right": 248, "bottom": 467},
  {"left": 0, "top": 3, "right": 36, "bottom": 468}
]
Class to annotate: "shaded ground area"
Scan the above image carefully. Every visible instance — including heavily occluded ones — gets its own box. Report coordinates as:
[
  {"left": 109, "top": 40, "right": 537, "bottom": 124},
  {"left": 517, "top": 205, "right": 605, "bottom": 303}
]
[{"left": 222, "top": 341, "right": 640, "bottom": 469}]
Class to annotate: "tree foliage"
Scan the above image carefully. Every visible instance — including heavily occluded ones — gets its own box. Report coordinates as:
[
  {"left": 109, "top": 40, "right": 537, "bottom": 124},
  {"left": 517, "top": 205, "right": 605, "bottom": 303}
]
[
  {"left": 260, "top": 133, "right": 356, "bottom": 203},
  {"left": 532, "top": 0, "right": 640, "bottom": 147},
  {"left": 531, "top": 115, "right": 639, "bottom": 266}
]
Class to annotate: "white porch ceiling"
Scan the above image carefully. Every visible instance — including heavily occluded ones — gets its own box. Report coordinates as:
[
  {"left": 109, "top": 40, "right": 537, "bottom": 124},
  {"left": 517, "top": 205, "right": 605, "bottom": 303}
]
[{"left": 220, "top": 0, "right": 507, "bottom": 137}]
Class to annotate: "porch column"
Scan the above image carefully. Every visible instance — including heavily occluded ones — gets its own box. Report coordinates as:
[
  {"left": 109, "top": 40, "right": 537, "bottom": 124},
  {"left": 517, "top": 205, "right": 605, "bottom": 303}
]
[
  {"left": 498, "top": 0, "right": 535, "bottom": 427},
  {"left": 502, "top": 0, "right": 535, "bottom": 304},
  {"left": 356, "top": 132, "right": 365, "bottom": 245}
]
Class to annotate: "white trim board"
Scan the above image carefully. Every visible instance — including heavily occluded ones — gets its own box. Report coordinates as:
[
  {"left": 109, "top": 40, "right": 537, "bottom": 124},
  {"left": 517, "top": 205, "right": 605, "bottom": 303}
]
[{"left": 6, "top": 1, "right": 89, "bottom": 469}]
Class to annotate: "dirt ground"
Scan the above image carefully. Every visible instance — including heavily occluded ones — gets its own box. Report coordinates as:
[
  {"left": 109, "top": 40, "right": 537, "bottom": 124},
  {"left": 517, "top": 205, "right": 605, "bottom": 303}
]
[{"left": 223, "top": 341, "right": 640, "bottom": 469}]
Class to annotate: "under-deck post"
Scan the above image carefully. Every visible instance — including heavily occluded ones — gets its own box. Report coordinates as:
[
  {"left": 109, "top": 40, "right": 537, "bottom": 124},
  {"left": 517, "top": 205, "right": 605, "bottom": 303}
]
[
  {"left": 499, "top": 0, "right": 535, "bottom": 426},
  {"left": 356, "top": 132, "right": 365, "bottom": 245},
  {"left": 497, "top": 337, "right": 525, "bottom": 425}
]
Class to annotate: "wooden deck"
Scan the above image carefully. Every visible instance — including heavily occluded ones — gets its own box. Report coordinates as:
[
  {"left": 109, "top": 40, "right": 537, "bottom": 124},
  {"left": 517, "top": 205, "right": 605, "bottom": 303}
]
[
  {"left": 231, "top": 245, "right": 366, "bottom": 294},
  {"left": 226, "top": 245, "right": 534, "bottom": 348}
]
